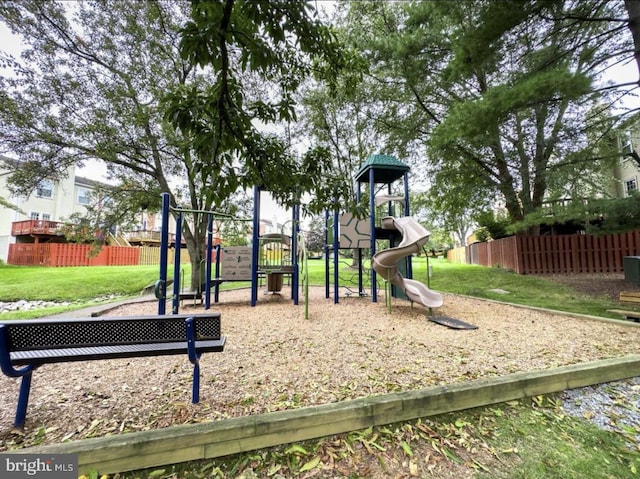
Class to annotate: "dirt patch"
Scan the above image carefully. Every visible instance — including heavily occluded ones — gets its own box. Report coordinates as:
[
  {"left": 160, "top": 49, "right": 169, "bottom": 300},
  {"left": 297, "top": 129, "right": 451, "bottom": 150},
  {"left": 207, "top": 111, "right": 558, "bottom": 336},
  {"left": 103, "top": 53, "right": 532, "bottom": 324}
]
[
  {"left": 540, "top": 272, "right": 638, "bottom": 302},
  {"left": 1, "top": 286, "right": 640, "bottom": 477}
]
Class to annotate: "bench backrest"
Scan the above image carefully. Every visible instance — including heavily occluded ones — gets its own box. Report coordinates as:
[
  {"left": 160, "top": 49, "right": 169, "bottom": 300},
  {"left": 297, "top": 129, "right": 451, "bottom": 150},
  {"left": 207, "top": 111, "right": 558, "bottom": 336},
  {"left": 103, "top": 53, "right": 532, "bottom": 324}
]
[{"left": 0, "top": 313, "right": 221, "bottom": 351}]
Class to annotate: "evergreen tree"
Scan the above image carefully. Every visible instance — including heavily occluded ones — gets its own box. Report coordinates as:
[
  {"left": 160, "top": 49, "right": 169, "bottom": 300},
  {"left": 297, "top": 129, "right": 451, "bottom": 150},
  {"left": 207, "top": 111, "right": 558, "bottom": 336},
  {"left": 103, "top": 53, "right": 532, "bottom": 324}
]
[{"left": 341, "top": 1, "right": 630, "bottom": 233}]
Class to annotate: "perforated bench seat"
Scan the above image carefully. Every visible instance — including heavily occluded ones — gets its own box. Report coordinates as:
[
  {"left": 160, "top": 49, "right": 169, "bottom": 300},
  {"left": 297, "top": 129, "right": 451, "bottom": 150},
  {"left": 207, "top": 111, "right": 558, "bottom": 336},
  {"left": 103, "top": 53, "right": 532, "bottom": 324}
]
[
  {"left": 0, "top": 313, "right": 226, "bottom": 427},
  {"left": 9, "top": 339, "right": 225, "bottom": 364}
]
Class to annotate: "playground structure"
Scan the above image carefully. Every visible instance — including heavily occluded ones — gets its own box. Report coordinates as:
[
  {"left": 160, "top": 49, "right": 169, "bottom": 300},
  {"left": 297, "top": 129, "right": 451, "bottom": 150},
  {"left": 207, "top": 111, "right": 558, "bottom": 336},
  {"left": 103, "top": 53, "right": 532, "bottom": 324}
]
[
  {"left": 326, "top": 154, "right": 444, "bottom": 312},
  {"left": 155, "top": 154, "right": 445, "bottom": 318},
  {"left": 155, "top": 186, "right": 302, "bottom": 314}
]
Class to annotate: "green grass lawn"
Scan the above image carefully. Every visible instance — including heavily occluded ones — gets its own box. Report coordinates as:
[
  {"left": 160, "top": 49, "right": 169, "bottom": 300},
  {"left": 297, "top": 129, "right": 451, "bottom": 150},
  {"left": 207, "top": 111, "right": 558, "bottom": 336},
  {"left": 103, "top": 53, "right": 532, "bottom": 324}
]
[
  {"left": 0, "top": 264, "right": 159, "bottom": 302},
  {"left": 311, "top": 256, "right": 618, "bottom": 318},
  {"left": 0, "top": 257, "right": 622, "bottom": 320}
]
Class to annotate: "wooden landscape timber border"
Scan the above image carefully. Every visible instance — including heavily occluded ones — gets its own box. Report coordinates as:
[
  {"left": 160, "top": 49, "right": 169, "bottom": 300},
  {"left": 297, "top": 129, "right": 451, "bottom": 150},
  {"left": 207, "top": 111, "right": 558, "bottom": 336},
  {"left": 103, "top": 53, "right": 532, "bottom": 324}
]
[
  {"left": 9, "top": 354, "right": 640, "bottom": 475},
  {"left": 620, "top": 291, "right": 640, "bottom": 307}
]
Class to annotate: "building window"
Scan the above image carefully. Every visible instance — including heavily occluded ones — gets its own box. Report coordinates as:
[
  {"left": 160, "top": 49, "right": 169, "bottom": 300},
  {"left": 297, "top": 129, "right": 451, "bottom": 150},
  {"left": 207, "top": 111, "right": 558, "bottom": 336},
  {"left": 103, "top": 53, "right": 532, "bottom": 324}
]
[
  {"left": 626, "top": 178, "right": 638, "bottom": 196},
  {"left": 77, "top": 187, "right": 91, "bottom": 205},
  {"left": 29, "top": 212, "right": 50, "bottom": 223},
  {"left": 36, "top": 179, "right": 54, "bottom": 198}
]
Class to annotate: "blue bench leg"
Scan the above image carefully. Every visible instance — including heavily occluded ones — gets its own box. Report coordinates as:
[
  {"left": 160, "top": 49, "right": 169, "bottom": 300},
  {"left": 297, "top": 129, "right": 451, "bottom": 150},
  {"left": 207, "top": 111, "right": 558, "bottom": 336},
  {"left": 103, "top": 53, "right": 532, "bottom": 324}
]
[
  {"left": 186, "top": 317, "right": 201, "bottom": 404},
  {"left": 15, "top": 372, "right": 33, "bottom": 428},
  {"left": 192, "top": 363, "right": 200, "bottom": 404}
]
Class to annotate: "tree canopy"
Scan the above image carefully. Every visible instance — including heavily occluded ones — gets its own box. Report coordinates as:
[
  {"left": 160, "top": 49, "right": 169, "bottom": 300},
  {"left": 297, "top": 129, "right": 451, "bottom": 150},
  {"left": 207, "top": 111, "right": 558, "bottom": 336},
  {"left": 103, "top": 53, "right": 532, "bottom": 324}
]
[
  {"left": 332, "top": 1, "right": 632, "bottom": 234},
  {"left": 164, "top": 0, "right": 354, "bottom": 212},
  {"left": 0, "top": 0, "right": 350, "bottom": 287},
  {"left": 2, "top": 0, "right": 640, "bottom": 261}
]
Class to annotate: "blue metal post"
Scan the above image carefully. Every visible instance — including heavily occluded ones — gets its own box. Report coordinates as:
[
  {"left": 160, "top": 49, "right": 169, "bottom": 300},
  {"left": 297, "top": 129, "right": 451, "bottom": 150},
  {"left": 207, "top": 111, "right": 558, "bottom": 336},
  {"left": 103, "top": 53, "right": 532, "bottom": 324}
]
[
  {"left": 158, "top": 193, "right": 170, "bottom": 315},
  {"left": 186, "top": 318, "right": 201, "bottom": 403},
  {"left": 333, "top": 207, "right": 339, "bottom": 304},
  {"left": 324, "top": 210, "right": 330, "bottom": 299},
  {"left": 205, "top": 214, "right": 213, "bottom": 310},
  {"left": 172, "top": 211, "right": 183, "bottom": 314},
  {"left": 251, "top": 185, "right": 261, "bottom": 306},
  {"left": 369, "top": 168, "right": 377, "bottom": 302},
  {"left": 292, "top": 204, "right": 299, "bottom": 305}
]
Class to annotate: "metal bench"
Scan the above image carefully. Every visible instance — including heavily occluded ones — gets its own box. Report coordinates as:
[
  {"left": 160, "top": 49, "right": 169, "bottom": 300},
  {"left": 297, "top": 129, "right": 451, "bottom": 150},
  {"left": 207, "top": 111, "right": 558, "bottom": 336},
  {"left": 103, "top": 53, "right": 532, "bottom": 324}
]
[{"left": 0, "top": 313, "right": 226, "bottom": 427}]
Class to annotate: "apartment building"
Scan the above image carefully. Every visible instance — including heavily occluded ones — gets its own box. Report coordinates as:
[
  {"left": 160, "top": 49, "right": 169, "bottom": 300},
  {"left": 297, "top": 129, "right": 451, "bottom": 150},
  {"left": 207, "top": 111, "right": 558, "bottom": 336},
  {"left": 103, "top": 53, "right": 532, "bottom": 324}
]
[
  {"left": 0, "top": 156, "right": 290, "bottom": 264},
  {"left": 615, "top": 129, "right": 640, "bottom": 198},
  {"left": 0, "top": 157, "right": 100, "bottom": 262}
]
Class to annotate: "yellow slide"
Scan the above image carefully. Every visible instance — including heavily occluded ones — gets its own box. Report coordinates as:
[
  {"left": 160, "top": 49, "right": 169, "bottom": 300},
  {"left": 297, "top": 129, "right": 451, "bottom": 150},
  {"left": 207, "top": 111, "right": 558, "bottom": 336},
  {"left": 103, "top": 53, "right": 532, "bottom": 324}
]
[{"left": 372, "top": 216, "right": 444, "bottom": 309}]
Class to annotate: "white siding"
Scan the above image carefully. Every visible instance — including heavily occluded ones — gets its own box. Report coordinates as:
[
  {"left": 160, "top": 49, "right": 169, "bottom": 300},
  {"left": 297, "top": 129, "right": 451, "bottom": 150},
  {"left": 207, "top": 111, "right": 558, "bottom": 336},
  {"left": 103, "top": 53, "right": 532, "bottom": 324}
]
[{"left": 0, "top": 160, "right": 90, "bottom": 262}]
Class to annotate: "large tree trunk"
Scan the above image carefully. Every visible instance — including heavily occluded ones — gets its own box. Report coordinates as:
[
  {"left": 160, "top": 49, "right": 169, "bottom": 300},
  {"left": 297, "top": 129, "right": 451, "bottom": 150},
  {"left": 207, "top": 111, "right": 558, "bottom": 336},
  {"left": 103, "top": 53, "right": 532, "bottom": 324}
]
[{"left": 182, "top": 221, "right": 207, "bottom": 293}]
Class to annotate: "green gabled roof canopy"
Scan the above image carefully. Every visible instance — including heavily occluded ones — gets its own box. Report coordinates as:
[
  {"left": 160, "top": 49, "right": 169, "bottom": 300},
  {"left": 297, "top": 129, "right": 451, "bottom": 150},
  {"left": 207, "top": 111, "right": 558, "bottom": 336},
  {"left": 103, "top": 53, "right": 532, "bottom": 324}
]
[{"left": 354, "top": 154, "right": 410, "bottom": 184}]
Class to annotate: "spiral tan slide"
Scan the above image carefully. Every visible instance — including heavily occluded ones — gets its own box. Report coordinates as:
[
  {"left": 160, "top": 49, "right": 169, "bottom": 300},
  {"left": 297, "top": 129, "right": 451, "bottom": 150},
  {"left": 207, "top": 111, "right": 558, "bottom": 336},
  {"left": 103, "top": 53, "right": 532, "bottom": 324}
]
[{"left": 372, "top": 216, "right": 444, "bottom": 308}]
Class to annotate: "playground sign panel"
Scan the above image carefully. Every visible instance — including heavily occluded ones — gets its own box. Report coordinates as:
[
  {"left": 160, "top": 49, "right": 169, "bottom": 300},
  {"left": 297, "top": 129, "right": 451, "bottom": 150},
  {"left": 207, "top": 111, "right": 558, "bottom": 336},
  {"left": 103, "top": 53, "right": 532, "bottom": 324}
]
[{"left": 221, "top": 246, "right": 252, "bottom": 280}]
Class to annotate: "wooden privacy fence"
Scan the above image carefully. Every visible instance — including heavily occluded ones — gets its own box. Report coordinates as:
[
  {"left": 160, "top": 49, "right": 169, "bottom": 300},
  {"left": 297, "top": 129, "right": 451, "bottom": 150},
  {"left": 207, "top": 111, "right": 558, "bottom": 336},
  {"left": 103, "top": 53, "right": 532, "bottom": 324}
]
[
  {"left": 448, "top": 230, "right": 640, "bottom": 274},
  {"left": 138, "top": 246, "right": 191, "bottom": 265},
  {"left": 8, "top": 243, "right": 140, "bottom": 267},
  {"left": 9, "top": 244, "right": 191, "bottom": 267},
  {"left": 139, "top": 246, "right": 161, "bottom": 265},
  {"left": 446, "top": 246, "right": 467, "bottom": 264}
]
